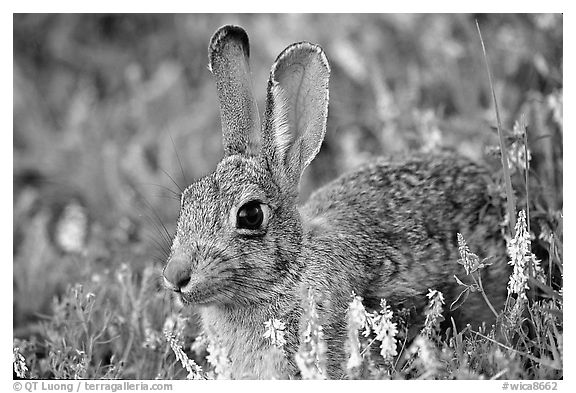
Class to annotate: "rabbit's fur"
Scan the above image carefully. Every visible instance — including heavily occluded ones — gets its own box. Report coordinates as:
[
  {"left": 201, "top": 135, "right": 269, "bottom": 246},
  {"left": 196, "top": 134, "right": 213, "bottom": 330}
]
[{"left": 163, "top": 25, "right": 507, "bottom": 379}]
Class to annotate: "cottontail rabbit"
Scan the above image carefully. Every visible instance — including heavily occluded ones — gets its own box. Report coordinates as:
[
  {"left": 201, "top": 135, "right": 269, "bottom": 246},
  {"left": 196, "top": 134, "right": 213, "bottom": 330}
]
[{"left": 163, "top": 25, "right": 507, "bottom": 379}]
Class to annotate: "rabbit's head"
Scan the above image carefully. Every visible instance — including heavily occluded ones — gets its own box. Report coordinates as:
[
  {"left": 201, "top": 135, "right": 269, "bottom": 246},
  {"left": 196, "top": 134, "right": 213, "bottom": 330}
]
[{"left": 163, "top": 25, "right": 330, "bottom": 307}]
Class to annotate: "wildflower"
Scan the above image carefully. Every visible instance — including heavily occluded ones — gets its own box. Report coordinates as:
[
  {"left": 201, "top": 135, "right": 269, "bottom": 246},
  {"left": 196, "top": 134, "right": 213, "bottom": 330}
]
[
  {"left": 416, "top": 109, "right": 443, "bottom": 153},
  {"left": 72, "top": 349, "right": 88, "bottom": 379},
  {"left": 13, "top": 347, "right": 28, "bottom": 378},
  {"left": 506, "top": 121, "right": 532, "bottom": 173},
  {"left": 507, "top": 210, "right": 545, "bottom": 299},
  {"left": 54, "top": 201, "right": 88, "bottom": 254},
  {"left": 142, "top": 309, "right": 161, "bottom": 350},
  {"left": 164, "top": 329, "right": 206, "bottom": 380},
  {"left": 142, "top": 327, "right": 162, "bottom": 350},
  {"left": 346, "top": 294, "right": 367, "bottom": 370},
  {"left": 547, "top": 90, "right": 563, "bottom": 128},
  {"left": 457, "top": 233, "right": 481, "bottom": 274},
  {"left": 408, "top": 335, "right": 440, "bottom": 378},
  {"left": 348, "top": 296, "right": 399, "bottom": 363},
  {"left": 362, "top": 311, "right": 377, "bottom": 338},
  {"left": 115, "top": 263, "right": 131, "bottom": 284},
  {"left": 348, "top": 294, "right": 367, "bottom": 328},
  {"left": 422, "top": 289, "right": 445, "bottom": 337},
  {"left": 362, "top": 299, "right": 398, "bottom": 360},
  {"left": 162, "top": 313, "right": 188, "bottom": 338},
  {"left": 538, "top": 223, "right": 554, "bottom": 245},
  {"left": 295, "top": 289, "right": 327, "bottom": 379},
  {"left": 206, "top": 337, "right": 232, "bottom": 379},
  {"left": 263, "top": 318, "right": 287, "bottom": 349},
  {"left": 371, "top": 299, "right": 398, "bottom": 360},
  {"left": 190, "top": 332, "right": 209, "bottom": 356}
]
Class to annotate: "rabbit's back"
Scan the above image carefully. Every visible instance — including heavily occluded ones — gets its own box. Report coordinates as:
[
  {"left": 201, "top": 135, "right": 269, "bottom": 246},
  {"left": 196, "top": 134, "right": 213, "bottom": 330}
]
[{"left": 300, "top": 153, "right": 506, "bottom": 328}]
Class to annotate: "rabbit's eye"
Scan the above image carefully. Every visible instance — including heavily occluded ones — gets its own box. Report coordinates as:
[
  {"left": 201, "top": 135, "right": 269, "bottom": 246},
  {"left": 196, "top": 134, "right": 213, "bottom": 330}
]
[{"left": 237, "top": 201, "right": 267, "bottom": 230}]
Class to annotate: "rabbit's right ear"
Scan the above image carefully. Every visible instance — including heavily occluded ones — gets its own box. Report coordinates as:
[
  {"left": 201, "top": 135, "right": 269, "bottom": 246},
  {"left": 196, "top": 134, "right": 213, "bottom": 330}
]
[
  {"left": 209, "top": 25, "right": 261, "bottom": 157},
  {"left": 262, "top": 42, "right": 330, "bottom": 193}
]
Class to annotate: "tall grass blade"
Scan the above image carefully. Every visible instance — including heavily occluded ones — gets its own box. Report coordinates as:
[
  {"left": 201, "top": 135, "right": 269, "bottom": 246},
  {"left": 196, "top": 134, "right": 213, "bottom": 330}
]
[{"left": 476, "top": 20, "right": 516, "bottom": 236}]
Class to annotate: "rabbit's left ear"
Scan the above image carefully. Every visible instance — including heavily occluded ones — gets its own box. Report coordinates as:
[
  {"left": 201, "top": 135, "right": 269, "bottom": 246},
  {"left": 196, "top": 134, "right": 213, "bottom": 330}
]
[
  {"left": 209, "top": 25, "right": 261, "bottom": 157},
  {"left": 262, "top": 42, "right": 330, "bottom": 192}
]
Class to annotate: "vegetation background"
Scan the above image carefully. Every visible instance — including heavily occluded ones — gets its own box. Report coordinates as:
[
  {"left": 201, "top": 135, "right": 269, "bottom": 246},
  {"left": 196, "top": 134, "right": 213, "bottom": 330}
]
[{"left": 13, "top": 14, "right": 562, "bottom": 379}]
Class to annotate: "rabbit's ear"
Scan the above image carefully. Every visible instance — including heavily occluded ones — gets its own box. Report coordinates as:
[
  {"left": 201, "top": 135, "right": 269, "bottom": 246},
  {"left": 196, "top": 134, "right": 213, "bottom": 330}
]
[
  {"left": 209, "top": 25, "right": 261, "bottom": 157},
  {"left": 262, "top": 42, "right": 330, "bottom": 190}
]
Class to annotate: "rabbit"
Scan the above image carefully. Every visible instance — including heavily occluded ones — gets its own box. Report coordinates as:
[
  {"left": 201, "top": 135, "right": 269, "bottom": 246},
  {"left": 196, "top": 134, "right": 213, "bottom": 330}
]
[{"left": 162, "top": 24, "right": 508, "bottom": 379}]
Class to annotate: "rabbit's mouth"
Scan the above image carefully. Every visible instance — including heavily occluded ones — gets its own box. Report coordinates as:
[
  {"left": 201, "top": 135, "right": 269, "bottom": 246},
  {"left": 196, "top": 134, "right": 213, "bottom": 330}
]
[
  {"left": 176, "top": 281, "right": 225, "bottom": 306},
  {"left": 177, "top": 290, "right": 214, "bottom": 306},
  {"left": 177, "top": 291, "right": 202, "bottom": 305}
]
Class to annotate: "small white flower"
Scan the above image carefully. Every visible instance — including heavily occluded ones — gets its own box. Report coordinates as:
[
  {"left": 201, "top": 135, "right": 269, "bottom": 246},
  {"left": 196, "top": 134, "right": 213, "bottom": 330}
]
[
  {"left": 376, "top": 320, "right": 398, "bottom": 359},
  {"left": 422, "top": 289, "right": 445, "bottom": 337},
  {"left": 348, "top": 295, "right": 367, "bottom": 328},
  {"left": 346, "top": 348, "right": 362, "bottom": 371},
  {"left": 296, "top": 290, "right": 327, "bottom": 379},
  {"left": 371, "top": 299, "right": 398, "bottom": 360},
  {"left": 347, "top": 296, "right": 399, "bottom": 363},
  {"left": 263, "top": 318, "right": 287, "bottom": 349},
  {"left": 346, "top": 294, "right": 367, "bottom": 370},
  {"left": 507, "top": 210, "right": 545, "bottom": 299},
  {"left": 163, "top": 329, "right": 206, "bottom": 380},
  {"left": 13, "top": 347, "right": 28, "bottom": 378},
  {"left": 410, "top": 335, "right": 439, "bottom": 377},
  {"left": 206, "top": 338, "right": 232, "bottom": 379},
  {"left": 190, "top": 332, "right": 209, "bottom": 355},
  {"left": 457, "top": 233, "right": 481, "bottom": 274},
  {"left": 142, "top": 327, "right": 162, "bottom": 350},
  {"left": 362, "top": 311, "right": 378, "bottom": 337}
]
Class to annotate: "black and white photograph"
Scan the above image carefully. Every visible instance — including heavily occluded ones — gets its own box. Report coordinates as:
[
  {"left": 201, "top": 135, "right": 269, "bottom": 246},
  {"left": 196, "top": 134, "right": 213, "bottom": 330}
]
[{"left": 12, "top": 13, "right": 563, "bottom": 382}]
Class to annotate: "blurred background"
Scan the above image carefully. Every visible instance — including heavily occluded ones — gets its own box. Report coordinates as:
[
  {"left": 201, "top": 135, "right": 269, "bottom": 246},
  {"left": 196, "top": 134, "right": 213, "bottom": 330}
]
[{"left": 13, "top": 14, "right": 562, "bottom": 378}]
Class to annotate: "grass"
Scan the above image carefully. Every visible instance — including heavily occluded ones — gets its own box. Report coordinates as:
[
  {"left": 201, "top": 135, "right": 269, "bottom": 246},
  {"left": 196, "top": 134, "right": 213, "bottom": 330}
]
[{"left": 13, "top": 14, "right": 562, "bottom": 380}]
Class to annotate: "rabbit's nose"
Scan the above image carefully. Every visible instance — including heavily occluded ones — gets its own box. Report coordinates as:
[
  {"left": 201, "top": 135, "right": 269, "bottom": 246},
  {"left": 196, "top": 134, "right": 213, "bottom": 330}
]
[{"left": 163, "top": 255, "right": 191, "bottom": 290}]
